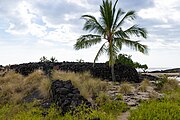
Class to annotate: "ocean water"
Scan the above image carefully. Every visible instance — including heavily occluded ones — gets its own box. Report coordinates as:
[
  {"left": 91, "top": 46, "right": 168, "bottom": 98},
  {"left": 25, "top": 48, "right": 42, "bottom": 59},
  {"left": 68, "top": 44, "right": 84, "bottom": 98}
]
[
  {"left": 136, "top": 68, "right": 171, "bottom": 72},
  {"left": 147, "top": 68, "right": 172, "bottom": 72},
  {"left": 137, "top": 68, "right": 180, "bottom": 82}
]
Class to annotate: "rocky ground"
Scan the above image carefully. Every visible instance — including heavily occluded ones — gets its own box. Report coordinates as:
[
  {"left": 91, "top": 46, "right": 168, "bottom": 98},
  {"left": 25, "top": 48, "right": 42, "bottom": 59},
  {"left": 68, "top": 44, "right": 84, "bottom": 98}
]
[{"left": 107, "top": 82, "right": 163, "bottom": 107}]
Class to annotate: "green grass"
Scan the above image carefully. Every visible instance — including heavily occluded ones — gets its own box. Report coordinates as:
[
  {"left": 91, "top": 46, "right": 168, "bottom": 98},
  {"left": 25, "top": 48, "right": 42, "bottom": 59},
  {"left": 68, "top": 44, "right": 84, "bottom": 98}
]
[
  {"left": 0, "top": 101, "right": 126, "bottom": 120},
  {"left": 129, "top": 88, "right": 180, "bottom": 120}
]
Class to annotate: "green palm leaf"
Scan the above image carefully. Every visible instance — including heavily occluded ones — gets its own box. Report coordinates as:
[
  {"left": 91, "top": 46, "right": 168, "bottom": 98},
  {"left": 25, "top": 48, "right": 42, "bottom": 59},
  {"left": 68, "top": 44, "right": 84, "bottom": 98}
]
[
  {"left": 115, "top": 38, "right": 148, "bottom": 54},
  {"left": 115, "top": 10, "right": 136, "bottom": 30},
  {"left": 74, "top": 34, "right": 101, "bottom": 50},
  {"left": 124, "top": 25, "right": 147, "bottom": 38},
  {"left": 82, "top": 15, "right": 104, "bottom": 34},
  {"left": 93, "top": 42, "right": 108, "bottom": 65}
]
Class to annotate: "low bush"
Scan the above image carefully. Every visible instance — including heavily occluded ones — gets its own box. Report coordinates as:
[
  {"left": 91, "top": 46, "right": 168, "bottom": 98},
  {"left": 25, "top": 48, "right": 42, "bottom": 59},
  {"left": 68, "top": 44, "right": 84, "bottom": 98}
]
[{"left": 100, "top": 100, "right": 128, "bottom": 116}]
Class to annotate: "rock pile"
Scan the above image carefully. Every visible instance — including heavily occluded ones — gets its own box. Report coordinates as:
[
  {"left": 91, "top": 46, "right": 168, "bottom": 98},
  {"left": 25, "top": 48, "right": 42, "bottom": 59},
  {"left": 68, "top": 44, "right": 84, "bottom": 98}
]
[{"left": 51, "top": 80, "right": 91, "bottom": 114}]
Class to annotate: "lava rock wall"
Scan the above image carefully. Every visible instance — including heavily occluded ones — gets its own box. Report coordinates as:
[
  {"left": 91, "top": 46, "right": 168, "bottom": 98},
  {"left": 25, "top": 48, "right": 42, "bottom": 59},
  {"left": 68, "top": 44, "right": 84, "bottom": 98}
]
[{"left": 8, "top": 62, "right": 140, "bottom": 83}]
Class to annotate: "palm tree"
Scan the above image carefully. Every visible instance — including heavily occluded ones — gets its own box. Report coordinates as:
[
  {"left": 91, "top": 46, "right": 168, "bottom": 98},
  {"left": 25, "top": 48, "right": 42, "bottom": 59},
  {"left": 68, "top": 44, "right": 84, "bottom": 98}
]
[
  {"left": 74, "top": 0, "right": 148, "bottom": 82},
  {"left": 50, "top": 56, "right": 58, "bottom": 63},
  {"left": 40, "top": 56, "right": 49, "bottom": 62}
]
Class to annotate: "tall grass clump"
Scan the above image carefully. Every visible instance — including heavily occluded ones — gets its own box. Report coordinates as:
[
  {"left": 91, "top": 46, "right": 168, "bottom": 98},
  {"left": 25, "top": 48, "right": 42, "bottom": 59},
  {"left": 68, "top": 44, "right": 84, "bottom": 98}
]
[
  {"left": 51, "top": 70, "right": 109, "bottom": 99},
  {"left": 155, "top": 75, "right": 179, "bottom": 91},
  {"left": 0, "top": 71, "right": 24, "bottom": 104},
  {"left": 138, "top": 79, "right": 151, "bottom": 92},
  {"left": 119, "top": 82, "right": 134, "bottom": 95}
]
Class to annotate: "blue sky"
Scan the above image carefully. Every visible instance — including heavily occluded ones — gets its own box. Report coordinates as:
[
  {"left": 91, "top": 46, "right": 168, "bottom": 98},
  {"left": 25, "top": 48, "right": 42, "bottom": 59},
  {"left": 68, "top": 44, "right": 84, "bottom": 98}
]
[{"left": 0, "top": 0, "right": 180, "bottom": 68}]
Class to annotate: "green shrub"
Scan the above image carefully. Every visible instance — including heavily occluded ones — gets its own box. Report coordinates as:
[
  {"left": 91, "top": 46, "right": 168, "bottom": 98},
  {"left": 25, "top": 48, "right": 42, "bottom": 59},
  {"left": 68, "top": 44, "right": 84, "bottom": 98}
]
[
  {"left": 154, "top": 75, "right": 179, "bottom": 92},
  {"left": 0, "top": 103, "right": 116, "bottom": 120},
  {"left": 129, "top": 100, "right": 180, "bottom": 120},
  {"left": 95, "top": 92, "right": 111, "bottom": 105},
  {"left": 100, "top": 101, "right": 128, "bottom": 116}
]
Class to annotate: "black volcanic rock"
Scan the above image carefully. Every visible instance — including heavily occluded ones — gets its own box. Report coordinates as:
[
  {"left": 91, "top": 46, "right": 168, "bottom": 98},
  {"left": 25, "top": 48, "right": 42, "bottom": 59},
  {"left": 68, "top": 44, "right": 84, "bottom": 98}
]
[
  {"left": 8, "top": 62, "right": 140, "bottom": 83},
  {"left": 51, "top": 80, "right": 91, "bottom": 114},
  {"left": 139, "top": 74, "right": 159, "bottom": 81}
]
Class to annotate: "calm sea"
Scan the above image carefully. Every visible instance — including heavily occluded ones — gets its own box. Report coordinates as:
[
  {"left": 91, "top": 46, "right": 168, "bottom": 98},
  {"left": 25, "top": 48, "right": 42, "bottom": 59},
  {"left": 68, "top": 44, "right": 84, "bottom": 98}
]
[{"left": 137, "top": 68, "right": 180, "bottom": 82}]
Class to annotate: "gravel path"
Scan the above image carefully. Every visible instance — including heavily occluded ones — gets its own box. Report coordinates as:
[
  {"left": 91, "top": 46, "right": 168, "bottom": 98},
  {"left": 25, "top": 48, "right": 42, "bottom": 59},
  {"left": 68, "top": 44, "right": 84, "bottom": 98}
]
[{"left": 117, "top": 111, "right": 130, "bottom": 120}]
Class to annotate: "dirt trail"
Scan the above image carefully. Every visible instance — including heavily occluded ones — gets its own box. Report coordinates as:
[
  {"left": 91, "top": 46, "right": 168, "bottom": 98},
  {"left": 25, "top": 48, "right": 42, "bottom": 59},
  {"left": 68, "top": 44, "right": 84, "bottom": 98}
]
[{"left": 117, "top": 111, "right": 130, "bottom": 120}]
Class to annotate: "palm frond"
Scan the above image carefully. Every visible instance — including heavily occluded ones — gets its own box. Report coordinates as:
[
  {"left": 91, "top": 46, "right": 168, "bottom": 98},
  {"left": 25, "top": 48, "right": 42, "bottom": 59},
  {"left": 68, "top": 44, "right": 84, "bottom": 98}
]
[
  {"left": 82, "top": 15, "right": 104, "bottom": 34},
  {"left": 74, "top": 34, "right": 101, "bottom": 50},
  {"left": 112, "top": 8, "right": 125, "bottom": 31},
  {"left": 115, "top": 38, "right": 148, "bottom": 54},
  {"left": 93, "top": 41, "right": 108, "bottom": 65},
  {"left": 124, "top": 25, "right": 147, "bottom": 38},
  {"left": 100, "top": 0, "right": 114, "bottom": 30},
  {"left": 114, "top": 38, "right": 122, "bottom": 50},
  {"left": 116, "top": 10, "right": 136, "bottom": 29},
  {"left": 114, "top": 29, "right": 130, "bottom": 39}
]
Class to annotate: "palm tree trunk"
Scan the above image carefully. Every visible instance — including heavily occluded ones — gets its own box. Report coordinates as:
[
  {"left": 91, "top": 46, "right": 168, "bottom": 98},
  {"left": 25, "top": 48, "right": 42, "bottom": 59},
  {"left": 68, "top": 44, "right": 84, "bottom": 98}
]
[
  {"left": 111, "top": 64, "right": 116, "bottom": 82},
  {"left": 109, "top": 35, "right": 116, "bottom": 82}
]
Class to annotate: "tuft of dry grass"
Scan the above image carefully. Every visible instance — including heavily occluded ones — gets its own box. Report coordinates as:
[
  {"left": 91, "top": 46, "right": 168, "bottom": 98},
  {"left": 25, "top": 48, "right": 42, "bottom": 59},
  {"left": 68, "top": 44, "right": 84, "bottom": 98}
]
[
  {"left": 119, "top": 82, "right": 134, "bottom": 95},
  {"left": 51, "top": 70, "right": 109, "bottom": 99},
  {"left": 162, "top": 78, "right": 179, "bottom": 91},
  {"left": 38, "top": 78, "right": 51, "bottom": 98},
  {"left": 138, "top": 79, "right": 151, "bottom": 92}
]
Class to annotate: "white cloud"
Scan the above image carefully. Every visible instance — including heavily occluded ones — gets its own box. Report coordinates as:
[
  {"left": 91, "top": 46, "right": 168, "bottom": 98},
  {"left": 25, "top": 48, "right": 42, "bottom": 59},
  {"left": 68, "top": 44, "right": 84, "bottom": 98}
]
[
  {"left": 153, "top": 24, "right": 172, "bottom": 29},
  {"left": 66, "top": 0, "right": 88, "bottom": 7},
  {"left": 138, "top": 0, "right": 180, "bottom": 23}
]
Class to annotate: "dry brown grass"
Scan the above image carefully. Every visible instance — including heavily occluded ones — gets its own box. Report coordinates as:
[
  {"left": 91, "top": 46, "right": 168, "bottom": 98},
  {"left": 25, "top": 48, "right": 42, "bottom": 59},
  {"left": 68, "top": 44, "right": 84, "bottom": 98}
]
[
  {"left": 119, "top": 82, "right": 134, "bottom": 95},
  {"left": 162, "top": 78, "right": 179, "bottom": 91},
  {"left": 0, "top": 70, "right": 109, "bottom": 104},
  {"left": 0, "top": 70, "right": 51, "bottom": 104},
  {"left": 138, "top": 79, "right": 151, "bottom": 92},
  {"left": 52, "top": 70, "right": 109, "bottom": 99}
]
